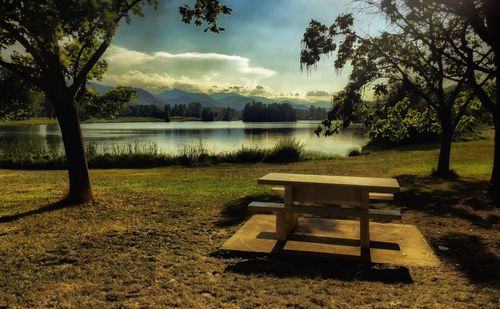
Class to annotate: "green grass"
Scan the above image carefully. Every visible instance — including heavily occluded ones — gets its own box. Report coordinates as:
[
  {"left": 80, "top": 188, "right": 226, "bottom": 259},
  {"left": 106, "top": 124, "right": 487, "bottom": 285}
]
[
  {"left": 0, "top": 117, "right": 59, "bottom": 126},
  {"left": 0, "top": 129, "right": 498, "bottom": 307},
  {"left": 84, "top": 116, "right": 165, "bottom": 123}
]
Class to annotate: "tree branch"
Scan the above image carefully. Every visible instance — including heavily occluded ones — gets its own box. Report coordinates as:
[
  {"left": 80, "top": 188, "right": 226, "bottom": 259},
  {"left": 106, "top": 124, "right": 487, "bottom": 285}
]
[
  {"left": 446, "top": 0, "right": 494, "bottom": 47},
  {"left": 70, "top": 0, "right": 145, "bottom": 96},
  {"left": 0, "top": 59, "right": 43, "bottom": 88},
  {"left": 451, "top": 91, "right": 474, "bottom": 131},
  {"left": 0, "top": 21, "right": 47, "bottom": 71},
  {"left": 69, "top": 39, "right": 109, "bottom": 96}
]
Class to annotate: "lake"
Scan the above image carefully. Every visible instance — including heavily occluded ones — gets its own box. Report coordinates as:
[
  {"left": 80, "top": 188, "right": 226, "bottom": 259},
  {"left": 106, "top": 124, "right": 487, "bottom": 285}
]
[{"left": 0, "top": 120, "right": 368, "bottom": 156}]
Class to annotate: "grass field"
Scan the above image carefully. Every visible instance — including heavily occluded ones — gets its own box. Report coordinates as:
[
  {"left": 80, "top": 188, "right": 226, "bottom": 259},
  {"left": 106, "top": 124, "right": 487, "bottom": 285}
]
[
  {"left": 0, "top": 117, "right": 59, "bottom": 126},
  {"left": 0, "top": 129, "right": 498, "bottom": 307}
]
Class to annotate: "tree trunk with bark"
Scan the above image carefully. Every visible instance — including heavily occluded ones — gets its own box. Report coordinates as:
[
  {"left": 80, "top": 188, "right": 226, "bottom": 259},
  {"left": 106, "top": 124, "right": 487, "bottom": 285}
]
[
  {"left": 487, "top": 110, "right": 500, "bottom": 204},
  {"left": 53, "top": 95, "right": 93, "bottom": 203},
  {"left": 486, "top": 51, "right": 499, "bottom": 204},
  {"left": 435, "top": 112, "right": 454, "bottom": 178},
  {"left": 433, "top": 103, "right": 454, "bottom": 178}
]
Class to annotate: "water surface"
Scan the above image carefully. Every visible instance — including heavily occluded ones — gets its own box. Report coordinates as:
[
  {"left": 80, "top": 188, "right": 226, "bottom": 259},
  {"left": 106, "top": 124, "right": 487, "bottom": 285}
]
[{"left": 0, "top": 120, "right": 368, "bottom": 156}]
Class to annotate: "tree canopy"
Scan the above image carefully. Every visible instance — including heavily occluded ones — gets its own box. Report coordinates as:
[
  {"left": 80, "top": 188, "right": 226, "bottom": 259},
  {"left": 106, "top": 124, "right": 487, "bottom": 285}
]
[
  {"left": 300, "top": 0, "right": 483, "bottom": 176},
  {"left": 242, "top": 102, "right": 297, "bottom": 122},
  {"left": 0, "top": 67, "right": 39, "bottom": 120},
  {"left": 81, "top": 86, "right": 137, "bottom": 120}
]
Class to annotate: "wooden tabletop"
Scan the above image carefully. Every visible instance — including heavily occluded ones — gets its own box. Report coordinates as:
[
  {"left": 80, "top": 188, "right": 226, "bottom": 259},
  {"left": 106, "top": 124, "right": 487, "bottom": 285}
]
[{"left": 258, "top": 173, "right": 400, "bottom": 193}]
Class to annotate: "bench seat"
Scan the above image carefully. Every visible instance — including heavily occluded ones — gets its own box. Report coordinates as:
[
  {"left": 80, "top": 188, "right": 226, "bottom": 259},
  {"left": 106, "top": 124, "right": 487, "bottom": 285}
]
[
  {"left": 271, "top": 186, "right": 394, "bottom": 201},
  {"left": 248, "top": 201, "right": 401, "bottom": 220}
]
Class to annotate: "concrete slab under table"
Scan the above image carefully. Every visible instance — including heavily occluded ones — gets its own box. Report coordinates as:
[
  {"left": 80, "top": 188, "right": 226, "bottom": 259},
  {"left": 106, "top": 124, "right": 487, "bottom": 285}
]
[{"left": 221, "top": 214, "right": 439, "bottom": 267}]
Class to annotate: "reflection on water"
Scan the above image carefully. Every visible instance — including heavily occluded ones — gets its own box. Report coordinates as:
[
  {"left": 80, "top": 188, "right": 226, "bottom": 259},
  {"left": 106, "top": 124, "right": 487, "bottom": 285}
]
[{"left": 0, "top": 120, "right": 368, "bottom": 156}]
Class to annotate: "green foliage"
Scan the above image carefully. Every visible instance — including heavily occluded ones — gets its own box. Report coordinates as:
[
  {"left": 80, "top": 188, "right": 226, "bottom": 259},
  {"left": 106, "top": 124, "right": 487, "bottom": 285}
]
[
  {"left": 242, "top": 102, "right": 297, "bottom": 122},
  {"left": 187, "top": 102, "right": 202, "bottom": 117},
  {"left": 365, "top": 84, "right": 483, "bottom": 146},
  {"left": 300, "top": 3, "right": 473, "bottom": 137},
  {"left": 295, "top": 106, "right": 327, "bottom": 121},
  {"left": 366, "top": 97, "right": 440, "bottom": 145},
  {"left": 0, "top": 67, "right": 38, "bottom": 120},
  {"left": 179, "top": 0, "right": 232, "bottom": 33},
  {"left": 228, "top": 146, "right": 267, "bottom": 163},
  {"left": 221, "top": 107, "right": 238, "bottom": 121},
  {"left": 265, "top": 138, "right": 305, "bottom": 163},
  {"left": 81, "top": 86, "right": 136, "bottom": 120},
  {"left": 164, "top": 105, "right": 171, "bottom": 122},
  {"left": 201, "top": 107, "right": 215, "bottom": 121},
  {"left": 121, "top": 104, "right": 164, "bottom": 119}
]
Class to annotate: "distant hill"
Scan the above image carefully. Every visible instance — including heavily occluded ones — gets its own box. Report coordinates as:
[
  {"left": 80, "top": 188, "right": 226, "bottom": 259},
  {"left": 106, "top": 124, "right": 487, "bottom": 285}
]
[
  {"left": 88, "top": 82, "right": 332, "bottom": 111},
  {"left": 207, "top": 92, "right": 241, "bottom": 101},
  {"left": 249, "top": 96, "right": 274, "bottom": 104},
  {"left": 87, "top": 81, "right": 114, "bottom": 95},
  {"left": 214, "top": 94, "right": 254, "bottom": 110},
  {"left": 132, "top": 88, "right": 167, "bottom": 106},
  {"left": 87, "top": 82, "right": 166, "bottom": 107},
  {"left": 158, "top": 89, "right": 219, "bottom": 108}
]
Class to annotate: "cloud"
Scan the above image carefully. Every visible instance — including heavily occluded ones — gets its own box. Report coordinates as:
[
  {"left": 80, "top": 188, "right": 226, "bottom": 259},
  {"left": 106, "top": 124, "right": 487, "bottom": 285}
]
[
  {"left": 247, "top": 85, "right": 271, "bottom": 96},
  {"left": 306, "top": 90, "right": 331, "bottom": 97},
  {"left": 101, "top": 45, "right": 276, "bottom": 92}
]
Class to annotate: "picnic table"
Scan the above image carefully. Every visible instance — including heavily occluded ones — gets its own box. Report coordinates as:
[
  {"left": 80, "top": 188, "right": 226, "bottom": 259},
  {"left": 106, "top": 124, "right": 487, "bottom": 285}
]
[{"left": 249, "top": 173, "right": 400, "bottom": 250}]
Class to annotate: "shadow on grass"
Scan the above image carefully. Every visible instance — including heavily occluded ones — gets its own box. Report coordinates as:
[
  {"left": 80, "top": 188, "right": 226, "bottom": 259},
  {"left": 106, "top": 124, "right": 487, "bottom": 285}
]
[
  {"left": 395, "top": 175, "right": 499, "bottom": 288},
  {"left": 216, "top": 193, "right": 282, "bottom": 228},
  {"left": 364, "top": 140, "right": 441, "bottom": 152},
  {"left": 0, "top": 198, "right": 77, "bottom": 223},
  {"left": 395, "top": 174, "right": 498, "bottom": 228},
  {"left": 435, "top": 233, "right": 499, "bottom": 286},
  {"left": 220, "top": 255, "right": 412, "bottom": 284}
]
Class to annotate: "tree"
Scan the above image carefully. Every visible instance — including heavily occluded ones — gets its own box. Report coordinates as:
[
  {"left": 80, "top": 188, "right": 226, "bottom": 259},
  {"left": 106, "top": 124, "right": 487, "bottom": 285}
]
[
  {"left": 0, "top": 67, "right": 36, "bottom": 120},
  {"left": 201, "top": 107, "right": 215, "bottom": 121},
  {"left": 171, "top": 104, "right": 188, "bottom": 117},
  {"left": 426, "top": 0, "right": 499, "bottom": 201},
  {"left": 82, "top": 86, "right": 136, "bottom": 120},
  {"left": 164, "top": 104, "right": 171, "bottom": 122},
  {"left": 187, "top": 102, "right": 203, "bottom": 118},
  {"left": 371, "top": 0, "right": 499, "bottom": 201},
  {"left": 221, "top": 107, "right": 237, "bottom": 121},
  {"left": 0, "top": 0, "right": 231, "bottom": 203},
  {"left": 242, "top": 102, "right": 297, "bottom": 122},
  {"left": 300, "top": 3, "right": 476, "bottom": 177}
]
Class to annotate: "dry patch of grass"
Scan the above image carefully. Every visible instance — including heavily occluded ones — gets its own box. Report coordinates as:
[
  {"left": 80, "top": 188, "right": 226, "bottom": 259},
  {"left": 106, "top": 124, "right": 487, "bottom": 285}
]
[{"left": 0, "top": 132, "right": 499, "bottom": 307}]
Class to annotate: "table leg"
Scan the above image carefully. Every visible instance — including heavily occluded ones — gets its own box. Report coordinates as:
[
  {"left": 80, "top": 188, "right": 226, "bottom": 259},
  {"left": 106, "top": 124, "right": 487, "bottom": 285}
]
[
  {"left": 360, "top": 191, "right": 370, "bottom": 249},
  {"left": 275, "top": 186, "right": 298, "bottom": 241}
]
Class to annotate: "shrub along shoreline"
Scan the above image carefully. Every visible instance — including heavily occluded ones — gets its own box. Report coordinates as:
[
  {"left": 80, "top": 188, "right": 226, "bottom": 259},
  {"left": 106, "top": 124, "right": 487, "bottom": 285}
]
[{"left": 0, "top": 138, "right": 339, "bottom": 170}]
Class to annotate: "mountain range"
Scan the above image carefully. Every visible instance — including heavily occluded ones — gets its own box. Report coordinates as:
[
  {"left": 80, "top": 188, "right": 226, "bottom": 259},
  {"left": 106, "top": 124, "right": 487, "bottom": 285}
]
[{"left": 88, "top": 81, "right": 331, "bottom": 111}]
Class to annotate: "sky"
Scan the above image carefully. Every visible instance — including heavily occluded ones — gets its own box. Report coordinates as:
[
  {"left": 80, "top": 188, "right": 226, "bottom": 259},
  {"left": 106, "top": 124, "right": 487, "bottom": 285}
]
[{"left": 101, "top": 0, "right": 388, "bottom": 100}]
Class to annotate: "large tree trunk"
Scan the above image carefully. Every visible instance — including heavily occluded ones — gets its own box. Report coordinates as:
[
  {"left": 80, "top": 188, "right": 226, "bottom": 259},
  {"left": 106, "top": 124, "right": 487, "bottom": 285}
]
[
  {"left": 487, "top": 112, "right": 500, "bottom": 204},
  {"left": 486, "top": 45, "right": 500, "bottom": 204},
  {"left": 435, "top": 117, "right": 454, "bottom": 177},
  {"left": 53, "top": 96, "right": 93, "bottom": 203}
]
